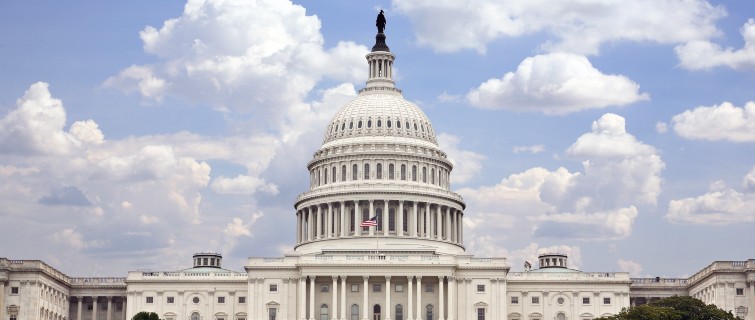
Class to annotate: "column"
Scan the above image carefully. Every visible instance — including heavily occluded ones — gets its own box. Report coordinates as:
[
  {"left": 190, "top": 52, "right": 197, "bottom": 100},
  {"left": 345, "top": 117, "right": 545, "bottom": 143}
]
[
  {"left": 340, "top": 202, "right": 347, "bottom": 237},
  {"left": 363, "top": 276, "right": 369, "bottom": 320},
  {"left": 445, "top": 207, "right": 451, "bottom": 241},
  {"left": 438, "top": 277, "right": 445, "bottom": 320},
  {"left": 282, "top": 280, "right": 289, "bottom": 320},
  {"left": 408, "top": 277, "right": 414, "bottom": 320},
  {"left": 300, "top": 277, "right": 307, "bottom": 320},
  {"left": 369, "top": 200, "right": 375, "bottom": 236},
  {"left": 385, "top": 276, "right": 392, "bottom": 320},
  {"left": 332, "top": 277, "right": 338, "bottom": 320},
  {"left": 448, "top": 278, "right": 455, "bottom": 320},
  {"left": 490, "top": 280, "right": 496, "bottom": 320},
  {"left": 308, "top": 208, "right": 314, "bottom": 241},
  {"left": 309, "top": 277, "right": 316, "bottom": 320},
  {"left": 0, "top": 282, "right": 4, "bottom": 320},
  {"left": 425, "top": 203, "right": 432, "bottom": 239},
  {"left": 326, "top": 203, "right": 332, "bottom": 238},
  {"left": 416, "top": 277, "right": 423, "bottom": 320},
  {"left": 459, "top": 212, "right": 463, "bottom": 245},
  {"left": 92, "top": 297, "right": 99, "bottom": 320},
  {"left": 397, "top": 201, "right": 404, "bottom": 237},
  {"left": 355, "top": 201, "right": 362, "bottom": 236},
  {"left": 435, "top": 206, "right": 442, "bottom": 240},
  {"left": 106, "top": 297, "right": 112, "bottom": 320},
  {"left": 317, "top": 205, "right": 323, "bottom": 239},
  {"left": 466, "top": 279, "right": 472, "bottom": 320},
  {"left": 383, "top": 200, "right": 389, "bottom": 236},
  {"left": 340, "top": 277, "right": 347, "bottom": 320},
  {"left": 750, "top": 282, "right": 755, "bottom": 320},
  {"left": 411, "top": 202, "right": 418, "bottom": 237},
  {"left": 77, "top": 297, "right": 82, "bottom": 320}
]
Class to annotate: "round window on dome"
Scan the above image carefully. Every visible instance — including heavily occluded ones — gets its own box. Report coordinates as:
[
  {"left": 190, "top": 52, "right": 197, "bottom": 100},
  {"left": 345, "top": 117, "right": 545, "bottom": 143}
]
[
  {"left": 557, "top": 298, "right": 564, "bottom": 305},
  {"left": 193, "top": 297, "right": 199, "bottom": 304}
]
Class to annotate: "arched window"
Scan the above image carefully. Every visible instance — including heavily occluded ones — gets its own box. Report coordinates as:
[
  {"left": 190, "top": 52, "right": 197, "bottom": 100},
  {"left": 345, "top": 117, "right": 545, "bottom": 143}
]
[
  {"left": 191, "top": 313, "right": 200, "bottom": 320},
  {"left": 401, "top": 164, "right": 406, "bottom": 180},
  {"left": 406, "top": 122, "right": 410, "bottom": 130},
  {"left": 414, "top": 123, "right": 418, "bottom": 130},
  {"left": 403, "top": 209, "right": 408, "bottom": 232},
  {"left": 358, "top": 120, "right": 362, "bottom": 128},
  {"left": 377, "top": 163, "right": 383, "bottom": 179},
  {"left": 334, "top": 123, "right": 338, "bottom": 132},
  {"left": 320, "top": 304, "right": 329, "bottom": 320},
  {"left": 412, "top": 166, "right": 417, "bottom": 182},
  {"left": 351, "top": 305, "right": 359, "bottom": 320},
  {"left": 317, "top": 169, "right": 321, "bottom": 186},
  {"left": 377, "top": 119, "right": 382, "bottom": 127},
  {"left": 367, "top": 119, "right": 372, "bottom": 128},
  {"left": 389, "top": 164, "right": 395, "bottom": 179},
  {"left": 389, "top": 208, "right": 396, "bottom": 232},
  {"left": 387, "top": 120, "right": 392, "bottom": 128},
  {"left": 324, "top": 168, "right": 328, "bottom": 184},
  {"left": 349, "top": 121, "right": 353, "bottom": 129},
  {"left": 431, "top": 169, "right": 435, "bottom": 185},
  {"left": 556, "top": 313, "right": 565, "bottom": 320},
  {"left": 397, "top": 121, "right": 401, "bottom": 128},
  {"left": 332, "top": 166, "right": 336, "bottom": 183},
  {"left": 426, "top": 305, "right": 433, "bottom": 320},
  {"left": 362, "top": 208, "right": 370, "bottom": 232},
  {"left": 352, "top": 164, "right": 358, "bottom": 181},
  {"left": 395, "top": 305, "right": 403, "bottom": 320},
  {"left": 422, "top": 167, "right": 427, "bottom": 183},
  {"left": 342, "top": 165, "right": 347, "bottom": 182},
  {"left": 373, "top": 305, "right": 382, "bottom": 320},
  {"left": 364, "top": 163, "right": 370, "bottom": 180},
  {"left": 342, "top": 123, "right": 345, "bottom": 130}
]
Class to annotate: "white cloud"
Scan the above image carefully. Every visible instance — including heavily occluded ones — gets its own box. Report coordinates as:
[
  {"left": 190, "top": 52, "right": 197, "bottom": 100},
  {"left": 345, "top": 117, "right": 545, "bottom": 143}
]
[
  {"left": 103, "top": 65, "right": 168, "bottom": 101},
  {"left": 224, "top": 217, "right": 252, "bottom": 237},
  {"left": 671, "top": 101, "right": 755, "bottom": 142},
  {"left": 667, "top": 167, "right": 755, "bottom": 224},
  {"left": 466, "top": 53, "right": 649, "bottom": 115},
  {"left": 676, "top": 19, "right": 755, "bottom": 70},
  {"left": 437, "top": 91, "right": 461, "bottom": 103},
  {"left": 513, "top": 145, "right": 545, "bottom": 154},
  {"left": 459, "top": 113, "right": 663, "bottom": 240},
  {"left": 53, "top": 228, "right": 105, "bottom": 250},
  {"left": 437, "top": 133, "right": 486, "bottom": 184},
  {"left": 393, "top": 0, "right": 724, "bottom": 55},
  {"left": 655, "top": 122, "right": 668, "bottom": 133},
  {"left": 211, "top": 175, "right": 279, "bottom": 195},
  {"left": 618, "top": 259, "right": 643, "bottom": 276}
]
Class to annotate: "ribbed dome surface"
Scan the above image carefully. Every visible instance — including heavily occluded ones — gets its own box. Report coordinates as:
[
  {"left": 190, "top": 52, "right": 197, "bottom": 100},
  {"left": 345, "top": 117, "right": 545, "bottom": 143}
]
[{"left": 323, "top": 92, "right": 437, "bottom": 145}]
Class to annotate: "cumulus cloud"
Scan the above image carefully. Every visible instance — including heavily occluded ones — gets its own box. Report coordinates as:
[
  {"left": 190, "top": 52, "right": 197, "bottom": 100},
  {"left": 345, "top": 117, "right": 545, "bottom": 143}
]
[
  {"left": 671, "top": 101, "right": 755, "bottom": 142},
  {"left": 105, "top": 0, "right": 368, "bottom": 118},
  {"left": 393, "top": 0, "right": 724, "bottom": 54},
  {"left": 667, "top": 166, "right": 755, "bottom": 224},
  {"left": 618, "top": 259, "right": 643, "bottom": 276},
  {"left": 459, "top": 113, "right": 663, "bottom": 240},
  {"left": 211, "top": 175, "right": 279, "bottom": 195},
  {"left": 655, "top": 122, "right": 668, "bottom": 133},
  {"left": 53, "top": 228, "right": 105, "bottom": 250},
  {"left": 437, "top": 133, "right": 486, "bottom": 184},
  {"left": 466, "top": 53, "right": 649, "bottom": 115},
  {"left": 676, "top": 19, "right": 755, "bottom": 70}
]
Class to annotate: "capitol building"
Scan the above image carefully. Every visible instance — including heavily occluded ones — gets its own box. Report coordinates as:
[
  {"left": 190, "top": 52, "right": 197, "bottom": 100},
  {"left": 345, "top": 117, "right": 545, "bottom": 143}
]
[{"left": 1, "top": 24, "right": 754, "bottom": 320}]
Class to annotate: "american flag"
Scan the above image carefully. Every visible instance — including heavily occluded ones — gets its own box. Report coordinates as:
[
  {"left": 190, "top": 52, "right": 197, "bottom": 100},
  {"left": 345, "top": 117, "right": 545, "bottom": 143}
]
[{"left": 360, "top": 216, "right": 378, "bottom": 227}]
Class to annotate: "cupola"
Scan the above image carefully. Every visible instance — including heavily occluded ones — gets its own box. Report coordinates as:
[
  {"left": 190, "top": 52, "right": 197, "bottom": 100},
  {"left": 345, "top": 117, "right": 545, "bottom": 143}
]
[{"left": 193, "top": 252, "right": 222, "bottom": 268}]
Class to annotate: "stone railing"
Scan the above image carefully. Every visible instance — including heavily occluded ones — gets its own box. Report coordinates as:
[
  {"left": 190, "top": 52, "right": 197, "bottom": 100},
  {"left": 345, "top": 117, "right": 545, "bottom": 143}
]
[
  {"left": 508, "top": 272, "right": 629, "bottom": 280},
  {"left": 0, "top": 258, "right": 72, "bottom": 284},
  {"left": 248, "top": 255, "right": 506, "bottom": 267},
  {"left": 688, "top": 260, "right": 752, "bottom": 283},
  {"left": 70, "top": 277, "right": 126, "bottom": 287},
  {"left": 630, "top": 278, "right": 688, "bottom": 287},
  {"left": 295, "top": 183, "right": 465, "bottom": 204},
  {"left": 127, "top": 270, "right": 247, "bottom": 280}
]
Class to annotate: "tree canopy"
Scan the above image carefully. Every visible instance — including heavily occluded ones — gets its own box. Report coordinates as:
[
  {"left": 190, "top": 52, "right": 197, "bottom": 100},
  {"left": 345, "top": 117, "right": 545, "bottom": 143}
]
[
  {"left": 595, "top": 296, "right": 739, "bottom": 320},
  {"left": 131, "top": 312, "right": 160, "bottom": 320}
]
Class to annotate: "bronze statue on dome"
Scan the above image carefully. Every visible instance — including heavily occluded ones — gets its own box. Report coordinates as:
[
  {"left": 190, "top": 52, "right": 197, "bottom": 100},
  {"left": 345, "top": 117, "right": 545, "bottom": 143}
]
[{"left": 376, "top": 10, "right": 386, "bottom": 33}]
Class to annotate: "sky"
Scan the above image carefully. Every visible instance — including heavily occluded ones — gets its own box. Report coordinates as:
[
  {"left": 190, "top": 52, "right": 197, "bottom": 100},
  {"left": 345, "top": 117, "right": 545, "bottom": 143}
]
[{"left": 0, "top": 0, "right": 754, "bottom": 278}]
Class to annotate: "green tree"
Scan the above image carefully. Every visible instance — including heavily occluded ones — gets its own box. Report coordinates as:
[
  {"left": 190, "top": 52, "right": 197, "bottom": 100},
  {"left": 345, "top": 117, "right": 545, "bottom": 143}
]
[
  {"left": 131, "top": 312, "right": 160, "bottom": 320},
  {"left": 595, "top": 296, "right": 739, "bottom": 320}
]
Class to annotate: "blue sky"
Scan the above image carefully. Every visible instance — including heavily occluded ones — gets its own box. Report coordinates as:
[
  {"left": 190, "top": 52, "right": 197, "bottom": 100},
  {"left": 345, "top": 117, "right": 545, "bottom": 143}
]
[{"left": 1, "top": 0, "right": 754, "bottom": 277}]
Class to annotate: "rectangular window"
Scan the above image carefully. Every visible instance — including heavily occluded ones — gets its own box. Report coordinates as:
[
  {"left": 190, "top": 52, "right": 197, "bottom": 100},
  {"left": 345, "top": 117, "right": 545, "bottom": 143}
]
[
  {"left": 11, "top": 316, "right": 17, "bottom": 320},
  {"left": 116, "top": 303, "right": 123, "bottom": 311},
  {"left": 510, "top": 297, "right": 519, "bottom": 304},
  {"left": 87, "top": 305, "right": 93, "bottom": 311},
  {"left": 218, "top": 297, "right": 225, "bottom": 304},
  {"left": 239, "top": 297, "right": 246, "bottom": 304},
  {"left": 167, "top": 297, "right": 175, "bottom": 304},
  {"left": 531, "top": 297, "right": 540, "bottom": 304},
  {"left": 269, "top": 308, "right": 277, "bottom": 320},
  {"left": 146, "top": 297, "right": 154, "bottom": 304},
  {"left": 10, "top": 287, "right": 19, "bottom": 295},
  {"left": 351, "top": 284, "right": 359, "bottom": 292},
  {"left": 582, "top": 297, "right": 590, "bottom": 304},
  {"left": 321, "top": 284, "right": 330, "bottom": 293},
  {"left": 395, "top": 284, "right": 404, "bottom": 292},
  {"left": 477, "top": 308, "right": 485, "bottom": 320},
  {"left": 269, "top": 284, "right": 278, "bottom": 292},
  {"left": 477, "top": 285, "right": 485, "bottom": 293},
  {"left": 736, "top": 288, "right": 744, "bottom": 295},
  {"left": 426, "top": 284, "right": 434, "bottom": 293},
  {"left": 373, "top": 284, "right": 381, "bottom": 292},
  {"left": 603, "top": 297, "right": 611, "bottom": 305}
]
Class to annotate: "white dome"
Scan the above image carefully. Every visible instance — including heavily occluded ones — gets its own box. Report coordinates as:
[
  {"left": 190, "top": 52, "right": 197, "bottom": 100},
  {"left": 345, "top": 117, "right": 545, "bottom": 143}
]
[{"left": 322, "top": 91, "right": 438, "bottom": 146}]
